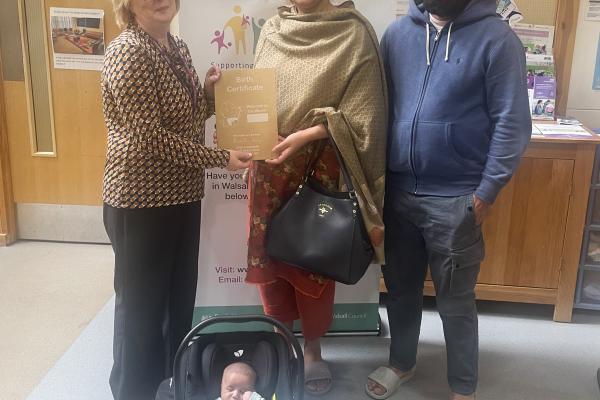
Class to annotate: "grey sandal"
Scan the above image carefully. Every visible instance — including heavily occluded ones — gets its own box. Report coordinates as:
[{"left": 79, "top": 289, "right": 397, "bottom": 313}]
[{"left": 305, "top": 360, "right": 333, "bottom": 396}]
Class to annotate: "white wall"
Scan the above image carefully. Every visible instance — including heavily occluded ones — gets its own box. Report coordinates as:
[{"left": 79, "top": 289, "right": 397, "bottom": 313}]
[
  {"left": 171, "top": 14, "right": 180, "bottom": 36},
  {"left": 567, "top": 0, "right": 600, "bottom": 129}
]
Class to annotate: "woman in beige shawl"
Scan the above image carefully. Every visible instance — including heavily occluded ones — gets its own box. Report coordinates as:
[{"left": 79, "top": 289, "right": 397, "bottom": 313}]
[{"left": 245, "top": 0, "right": 387, "bottom": 395}]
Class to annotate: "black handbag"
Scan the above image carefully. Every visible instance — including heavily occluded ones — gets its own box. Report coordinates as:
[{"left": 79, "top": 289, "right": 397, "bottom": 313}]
[{"left": 266, "top": 141, "right": 374, "bottom": 285}]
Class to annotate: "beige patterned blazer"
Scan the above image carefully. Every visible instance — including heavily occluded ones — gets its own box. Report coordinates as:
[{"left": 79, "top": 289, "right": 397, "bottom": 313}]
[{"left": 101, "top": 24, "right": 229, "bottom": 209}]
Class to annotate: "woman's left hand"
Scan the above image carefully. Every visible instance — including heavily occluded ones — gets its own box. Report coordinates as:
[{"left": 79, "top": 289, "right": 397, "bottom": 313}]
[
  {"left": 266, "top": 132, "right": 309, "bottom": 165},
  {"left": 204, "top": 64, "right": 222, "bottom": 100},
  {"left": 266, "top": 124, "right": 328, "bottom": 165}
]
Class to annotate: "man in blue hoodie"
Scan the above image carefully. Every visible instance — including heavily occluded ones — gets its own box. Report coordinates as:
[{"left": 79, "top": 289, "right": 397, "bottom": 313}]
[{"left": 366, "top": 0, "right": 531, "bottom": 399}]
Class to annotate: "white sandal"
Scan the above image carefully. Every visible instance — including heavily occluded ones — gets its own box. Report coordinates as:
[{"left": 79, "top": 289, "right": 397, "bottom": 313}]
[{"left": 365, "top": 366, "right": 415, "bottom": 399}]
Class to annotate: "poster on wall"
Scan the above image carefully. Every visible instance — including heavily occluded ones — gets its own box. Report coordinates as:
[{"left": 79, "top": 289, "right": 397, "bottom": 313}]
[
  {"left": 49, "top": 8, "right": 105, "bottom": 71},
  {"left": 586, "top": 0, "right": 600, "bottom": 22},
  {"left": 594, "top": 34, "right": 600, "bottom": 91},
  {"left": 512, "top": 24, "right": 555, "bottom": 55},
  {"left": 180, "top": 0, "right": 389, "bottom": 334}
]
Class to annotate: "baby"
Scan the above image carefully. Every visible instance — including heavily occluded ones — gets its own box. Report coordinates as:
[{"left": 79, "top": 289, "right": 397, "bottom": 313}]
[{"left": 218, "top": 362, "right": 265, "bottom": 400}]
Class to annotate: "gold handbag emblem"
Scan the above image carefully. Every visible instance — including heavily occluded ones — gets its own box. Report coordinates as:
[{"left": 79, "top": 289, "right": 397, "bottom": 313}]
[{"left": 317, "top": 203, "right": 333, "bottom": 218}]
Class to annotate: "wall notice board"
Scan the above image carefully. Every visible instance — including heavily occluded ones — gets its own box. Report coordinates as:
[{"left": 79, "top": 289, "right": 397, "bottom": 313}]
[{"left": 514, "top": 0, "right": 581, "bottom": 117}]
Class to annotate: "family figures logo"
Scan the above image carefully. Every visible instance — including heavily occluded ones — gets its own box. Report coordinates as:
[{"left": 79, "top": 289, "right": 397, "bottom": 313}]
[{"left": 211, "top": 5, "right": 266, "bottom": 55}]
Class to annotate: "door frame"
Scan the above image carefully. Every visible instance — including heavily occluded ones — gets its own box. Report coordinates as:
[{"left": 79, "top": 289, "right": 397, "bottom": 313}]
[
  {"left": 555, "top": 0, "right": 581, "bottom": 116},
  {"left": 0, "top": 54, "right": 17, "bottom": 246}
]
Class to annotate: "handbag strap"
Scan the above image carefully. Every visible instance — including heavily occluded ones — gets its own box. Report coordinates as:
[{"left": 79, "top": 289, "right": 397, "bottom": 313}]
[
  {"left": 305, "top": 139, "right": 357, "bottom": 197},
  {"left": 304, "top": 140, "right": 325, "bottom": 177}
]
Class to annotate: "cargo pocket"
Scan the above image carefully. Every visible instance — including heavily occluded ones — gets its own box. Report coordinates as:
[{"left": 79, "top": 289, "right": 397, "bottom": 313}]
[
  {"left": 449, "top": 236, "right": 485, "bottom": 297},
  {"left": 464, "top": 193, "right": 477, "bottom": 227}
]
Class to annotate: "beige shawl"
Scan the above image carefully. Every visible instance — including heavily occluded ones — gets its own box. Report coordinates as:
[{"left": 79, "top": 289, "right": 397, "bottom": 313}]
[{"left": 254, "top": 1, "right": 388, "bottom": 262}]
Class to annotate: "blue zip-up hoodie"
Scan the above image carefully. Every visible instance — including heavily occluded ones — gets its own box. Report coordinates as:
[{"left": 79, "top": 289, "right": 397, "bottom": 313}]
[{"left": 381, "top": 0, "right": 532, "bottom": 204}]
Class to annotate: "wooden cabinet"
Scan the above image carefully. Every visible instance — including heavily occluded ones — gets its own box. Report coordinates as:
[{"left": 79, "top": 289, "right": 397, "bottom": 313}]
[
  {"left": 381, "top": 134, "right": 600, "bottom": 322},
  {"left": 478, "top": 157, "right": 573, "bottom": 290}
]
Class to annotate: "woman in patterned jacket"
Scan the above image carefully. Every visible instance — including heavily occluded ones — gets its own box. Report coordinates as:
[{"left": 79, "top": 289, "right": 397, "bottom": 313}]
[{"left": 102, "top": 1, "right": 252, "bottom": 399}]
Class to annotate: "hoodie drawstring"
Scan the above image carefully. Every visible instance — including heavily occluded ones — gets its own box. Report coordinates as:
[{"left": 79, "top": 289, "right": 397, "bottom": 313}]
[
  {"left": 425, "top": 21, "right": 455, "bottom": 65},
  {"left": 445, "top": 22, "right": 454, "bottom": 62},
  {"left": 426, "top": 23, "right": 431, "bottom": 66}
]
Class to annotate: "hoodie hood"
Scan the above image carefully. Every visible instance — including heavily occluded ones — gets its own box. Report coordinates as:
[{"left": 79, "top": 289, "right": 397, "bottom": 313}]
[
  {"left": 409, "top": 0, "right": 499, "bottom": 65},
  {"left": 409, "top": 0, "right": 498, "bottom": 27}
]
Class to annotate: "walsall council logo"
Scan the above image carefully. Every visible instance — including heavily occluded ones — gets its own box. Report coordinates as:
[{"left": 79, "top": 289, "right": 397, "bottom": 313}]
[{"left": 210, "top": 5, "right": 266, "bottom": 56}]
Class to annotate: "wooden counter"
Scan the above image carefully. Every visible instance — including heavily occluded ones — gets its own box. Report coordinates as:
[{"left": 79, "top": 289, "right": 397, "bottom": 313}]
[{"left": 380, "top": 128, "right": 600, "bottom": 322}]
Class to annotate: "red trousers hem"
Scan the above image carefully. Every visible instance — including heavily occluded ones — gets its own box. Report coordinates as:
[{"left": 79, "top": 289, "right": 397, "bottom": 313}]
[{"left": 258, "top": 277, "right": 335, "bottom": 341}]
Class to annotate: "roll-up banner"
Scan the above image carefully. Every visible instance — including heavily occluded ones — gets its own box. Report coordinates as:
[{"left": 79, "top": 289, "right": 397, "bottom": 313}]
[{"left": 179, "top": 0, "right": 396, "bottom": 334}]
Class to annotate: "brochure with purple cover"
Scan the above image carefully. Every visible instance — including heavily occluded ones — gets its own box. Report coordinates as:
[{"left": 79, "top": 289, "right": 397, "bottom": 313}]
[
  {"left": 534, "top": 76, "right": 556, "bottom": 99},
  {"left": 527, "top": 54, "right": 556, "bottom": 120}
]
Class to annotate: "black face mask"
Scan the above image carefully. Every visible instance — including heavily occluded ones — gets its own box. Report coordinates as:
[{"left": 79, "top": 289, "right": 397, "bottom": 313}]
[{"left": 422, "top": 0, "right": 471, "bottom": 19}]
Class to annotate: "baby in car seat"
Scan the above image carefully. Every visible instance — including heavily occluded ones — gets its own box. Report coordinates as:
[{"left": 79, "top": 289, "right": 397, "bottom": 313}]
[{"left": 217, "top": 362, "right": 265, "bottom": 400}]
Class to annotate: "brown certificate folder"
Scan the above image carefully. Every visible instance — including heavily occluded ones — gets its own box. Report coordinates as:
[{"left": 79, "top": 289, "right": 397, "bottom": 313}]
[{"left": 215, "top": 69, "right": 278, "bottom": 161}]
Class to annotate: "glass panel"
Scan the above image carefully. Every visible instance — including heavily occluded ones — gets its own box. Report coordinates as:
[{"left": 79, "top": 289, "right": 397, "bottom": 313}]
[
  {"left": 591, "top": 192, "right": 600, "bottom": 225},
  {"left": 23, "top": 0, "right": 56, "bottom": 154},
  {"left": 580, "top": 270, "right": 600, "bottom": 305},
  {"left": 0, "top": 0, "right": 25, "bottom": 80},
  {"left": 586, "top": 231, "right": 600, "bottom": 264},
  {"left": 596, "top": 147, "right": 600, "bottom": 185}
]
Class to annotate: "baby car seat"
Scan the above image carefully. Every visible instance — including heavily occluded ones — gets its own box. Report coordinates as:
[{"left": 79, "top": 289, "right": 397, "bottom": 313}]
[{"left": 155, "top": 315, "right": 304, "bottom": 400}]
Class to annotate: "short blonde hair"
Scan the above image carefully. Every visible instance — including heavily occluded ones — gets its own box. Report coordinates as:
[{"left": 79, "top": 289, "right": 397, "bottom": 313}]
[{"left": 112, "top": 0, "right": 180, "bottom": 30}]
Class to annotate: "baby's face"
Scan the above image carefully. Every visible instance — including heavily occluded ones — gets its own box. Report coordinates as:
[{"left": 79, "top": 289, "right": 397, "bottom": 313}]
[{"left": 221, "top": 371, "right": 255, "bottom": 400}]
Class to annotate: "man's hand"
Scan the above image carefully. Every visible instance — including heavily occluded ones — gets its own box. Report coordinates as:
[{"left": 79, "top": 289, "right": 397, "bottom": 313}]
[
  {"left": 227, "top": 150, "right": 252, "bottom": 171},
  {"left": 204, "top": 64, "right": 222, "bottom": 101},
  {"left": 473, "top": 195, "right": 492, "bottom": 226}
]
